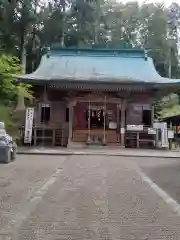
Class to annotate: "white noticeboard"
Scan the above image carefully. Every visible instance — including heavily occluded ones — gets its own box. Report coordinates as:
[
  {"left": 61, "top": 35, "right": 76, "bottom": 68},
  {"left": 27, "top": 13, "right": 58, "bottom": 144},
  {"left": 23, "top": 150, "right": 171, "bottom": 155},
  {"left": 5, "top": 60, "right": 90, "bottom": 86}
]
[
  {"left": 148, "top": 128, "right": 156, "bottom": 135},
  {"left": 109, "top": 121, "right": 117, "bottom": 130},
  {"left": 168, "top": 130, "right": 174, "bottom": 139},
  {"left": 126, "top": 125, "right": 143, "bottom": 131},
  {"left": 24, "top": 108, "right": 34, "bottom": 144}
]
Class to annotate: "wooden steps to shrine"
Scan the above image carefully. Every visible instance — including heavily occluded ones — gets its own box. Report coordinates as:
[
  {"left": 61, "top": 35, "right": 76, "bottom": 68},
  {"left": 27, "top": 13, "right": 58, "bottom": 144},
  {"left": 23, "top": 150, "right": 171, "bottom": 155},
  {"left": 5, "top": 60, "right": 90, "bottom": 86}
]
[{"left": 73, "top": 129, "right": 120, "bottom": 144}]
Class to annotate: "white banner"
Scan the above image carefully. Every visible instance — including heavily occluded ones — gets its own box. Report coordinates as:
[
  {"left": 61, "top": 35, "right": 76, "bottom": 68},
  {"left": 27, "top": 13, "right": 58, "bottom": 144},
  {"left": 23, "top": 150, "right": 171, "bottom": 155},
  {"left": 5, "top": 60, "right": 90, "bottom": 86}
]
[{"left": 24, "top": 108, "right": 34, "bottom": 144}]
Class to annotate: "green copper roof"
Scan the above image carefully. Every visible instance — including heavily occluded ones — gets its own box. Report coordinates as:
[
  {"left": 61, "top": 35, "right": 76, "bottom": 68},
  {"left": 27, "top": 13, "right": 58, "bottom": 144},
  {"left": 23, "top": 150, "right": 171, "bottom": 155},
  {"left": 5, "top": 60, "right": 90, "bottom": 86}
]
[{"left": 19, "top": 48, "right": 180, "bottom": 84}]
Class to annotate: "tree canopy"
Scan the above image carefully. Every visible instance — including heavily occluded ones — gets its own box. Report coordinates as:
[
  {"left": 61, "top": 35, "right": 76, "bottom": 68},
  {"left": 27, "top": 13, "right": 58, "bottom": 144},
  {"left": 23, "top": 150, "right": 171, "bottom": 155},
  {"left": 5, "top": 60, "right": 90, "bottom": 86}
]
[
  {"left": 0, "top": 0, "right": 180, "bottom": 120},
  {"left": 0, "top": 0, "right": 179, "bottom": 76}
]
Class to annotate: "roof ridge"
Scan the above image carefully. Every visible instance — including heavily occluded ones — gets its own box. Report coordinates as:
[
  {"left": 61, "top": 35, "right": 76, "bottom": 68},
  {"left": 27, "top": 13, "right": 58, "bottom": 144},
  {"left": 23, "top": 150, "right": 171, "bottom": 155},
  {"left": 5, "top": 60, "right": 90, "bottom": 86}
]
[{"left": 48, "top": 48, "right": 149, "bottom": 59}]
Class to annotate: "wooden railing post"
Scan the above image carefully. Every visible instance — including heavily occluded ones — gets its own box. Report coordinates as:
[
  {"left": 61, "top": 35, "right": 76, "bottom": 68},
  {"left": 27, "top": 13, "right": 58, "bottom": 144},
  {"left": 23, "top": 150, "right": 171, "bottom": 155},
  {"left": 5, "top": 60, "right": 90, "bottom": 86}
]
[
  {"left": 120, "top": 99, "right": 126, "bottom": 147},
  {"left": 67, "top": 100, "right": 76, "bottom": 147}
]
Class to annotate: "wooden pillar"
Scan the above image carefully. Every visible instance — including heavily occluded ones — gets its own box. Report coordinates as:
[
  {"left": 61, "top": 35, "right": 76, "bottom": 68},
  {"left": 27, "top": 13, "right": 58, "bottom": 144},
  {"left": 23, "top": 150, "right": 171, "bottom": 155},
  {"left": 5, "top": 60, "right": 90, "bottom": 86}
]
[
  {"left": 34, "top": 128, "right": 37, "bottom": 146},
  {"left": 137, "top": 132, "right": 139, "bottom": 148},
  {"left": 41, "top": 84, "right": 48, "bottom": 146},
  {"left": 151, "top": 104, "right": 157, "bottom": 148},
  {"left": 103, "top": 96, "right": 106, "bottom": 145},
  {"left": 117, "top": 103, "right": 120, "bottom": 143},
  {"left": 68, "top": 101, "right": 73, "bottom": 146},
  {"left": 120, "top": 99, "right": 126, "bottom": 147},
  {"left": 169, "top": 121, "right": 172, "bottom": 150},
  {"left": 52, "top": 129, "right": 55, "bottom": 146},
  {"left": 87, "top": 100, "right": 91, "bottom": 143},
  {"left": 151, "top": 104, "right": 154, "bottom": 126}
]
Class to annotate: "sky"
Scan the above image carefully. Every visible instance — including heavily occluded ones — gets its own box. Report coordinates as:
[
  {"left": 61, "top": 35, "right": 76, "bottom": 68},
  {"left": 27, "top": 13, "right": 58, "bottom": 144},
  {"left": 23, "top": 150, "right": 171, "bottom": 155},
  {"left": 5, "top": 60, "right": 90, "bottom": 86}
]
[{"left": 121, "top": 0, "right": 179, "bottom": 7}]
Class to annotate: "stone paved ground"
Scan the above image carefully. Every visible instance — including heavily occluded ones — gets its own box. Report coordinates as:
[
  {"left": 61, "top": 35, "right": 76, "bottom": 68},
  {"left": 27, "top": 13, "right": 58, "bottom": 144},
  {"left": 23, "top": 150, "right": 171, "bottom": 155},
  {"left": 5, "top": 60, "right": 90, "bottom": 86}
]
[
  {"left": 1, "top": 155, "right": 180, "bottom": 239},
  {"left": 17, "top": 146, "right": 180, "bottom": 158},
  {"left": 0, "top": 155, "right": 66, "bottom": 234},
  {"left": 139, "top": 157, "right": 180, "bottom": 205}
]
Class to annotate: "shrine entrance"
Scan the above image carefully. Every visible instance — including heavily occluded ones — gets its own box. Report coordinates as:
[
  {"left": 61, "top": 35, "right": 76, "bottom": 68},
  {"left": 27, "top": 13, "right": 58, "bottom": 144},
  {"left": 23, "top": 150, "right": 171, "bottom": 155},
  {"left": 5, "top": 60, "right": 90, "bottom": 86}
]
[
  {"left": 86, "top": 104, "right": 106, "bottom": 144},
  {"left": 86, "top": 107, "right": 104, "bottom": 130},
  {"left": 72, "top": 96, "right": 124, "bottom": 145}
]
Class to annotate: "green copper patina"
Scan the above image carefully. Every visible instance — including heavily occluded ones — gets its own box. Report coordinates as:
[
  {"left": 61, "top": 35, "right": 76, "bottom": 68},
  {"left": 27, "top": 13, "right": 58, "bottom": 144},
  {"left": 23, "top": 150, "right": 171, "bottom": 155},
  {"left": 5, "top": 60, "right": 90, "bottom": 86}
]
[{"left": 19, "top": 47, "right": 180, "bottom": 90}]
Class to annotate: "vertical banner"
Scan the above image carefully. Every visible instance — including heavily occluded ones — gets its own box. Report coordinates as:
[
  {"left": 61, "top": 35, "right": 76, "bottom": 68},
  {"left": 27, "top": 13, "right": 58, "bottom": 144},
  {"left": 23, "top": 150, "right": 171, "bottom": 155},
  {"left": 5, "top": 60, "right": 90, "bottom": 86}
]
[{"left": 24, "top": 108, "right": 34, "bottom": 144}]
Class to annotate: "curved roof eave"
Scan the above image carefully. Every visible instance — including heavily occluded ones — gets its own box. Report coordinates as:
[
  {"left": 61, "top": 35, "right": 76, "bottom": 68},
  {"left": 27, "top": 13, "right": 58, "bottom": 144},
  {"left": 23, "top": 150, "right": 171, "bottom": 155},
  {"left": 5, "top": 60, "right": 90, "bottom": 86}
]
[{"left": 18, "top": 49, "right": 180, "bottom": 86}]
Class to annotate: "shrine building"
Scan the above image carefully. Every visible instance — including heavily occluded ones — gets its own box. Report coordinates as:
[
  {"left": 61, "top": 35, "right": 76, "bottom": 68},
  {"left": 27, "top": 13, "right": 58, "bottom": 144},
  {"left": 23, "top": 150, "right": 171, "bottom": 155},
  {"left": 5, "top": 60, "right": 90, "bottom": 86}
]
[{"left": 18, "top": 47, "right": 180, "bottom": 148}]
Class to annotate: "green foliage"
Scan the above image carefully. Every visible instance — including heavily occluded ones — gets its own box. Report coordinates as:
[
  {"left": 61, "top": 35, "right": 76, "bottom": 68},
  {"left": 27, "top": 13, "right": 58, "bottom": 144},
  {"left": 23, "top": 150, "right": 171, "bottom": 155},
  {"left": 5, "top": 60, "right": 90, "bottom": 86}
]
[
  {"left": 0, "top": 54, "right": 32, "bottom": 104},
  {"left": 0, "top": 54, "right": 21, "bottom": 104},
  {"left": 0, "top": 105, "right": 13, "bottom": 129},
  {"left": 155, "top": 94, "right": 180, "bottom": 119},
  {"left": 0, "top": 104, "right": 24, "bottom": 140},
  {"left": 0, "top": 54, "right": 33, "bottom": 140},
  {"left": 160, "top": 105, "right": 180, "bottom": 118}
]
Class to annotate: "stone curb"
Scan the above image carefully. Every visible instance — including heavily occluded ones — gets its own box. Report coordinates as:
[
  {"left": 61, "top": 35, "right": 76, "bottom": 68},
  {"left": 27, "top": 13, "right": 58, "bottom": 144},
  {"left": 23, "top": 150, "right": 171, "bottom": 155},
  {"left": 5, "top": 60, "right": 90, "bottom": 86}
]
[
  {"left": 17, "top": 151, "right": 72, "bottom": 156},
  {"left": 17, "top": 151, "right": 180, "bottom": 158}
]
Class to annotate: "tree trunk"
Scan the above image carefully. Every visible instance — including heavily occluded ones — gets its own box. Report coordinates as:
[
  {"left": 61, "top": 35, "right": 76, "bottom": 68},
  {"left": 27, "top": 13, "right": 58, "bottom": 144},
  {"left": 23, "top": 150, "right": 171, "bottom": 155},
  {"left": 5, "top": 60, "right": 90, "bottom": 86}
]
[
  {"left": 31, "top": 0, "right": 38, "bottom": 71},
  {"left": 20, "top": 33, "right": 26, "bottom": 74},
  {"left": 61, "top": 1, "right": 66, "bottom": 47},
  {"left": 31, "top": 28, "right": 36, "bottom": 71}
]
